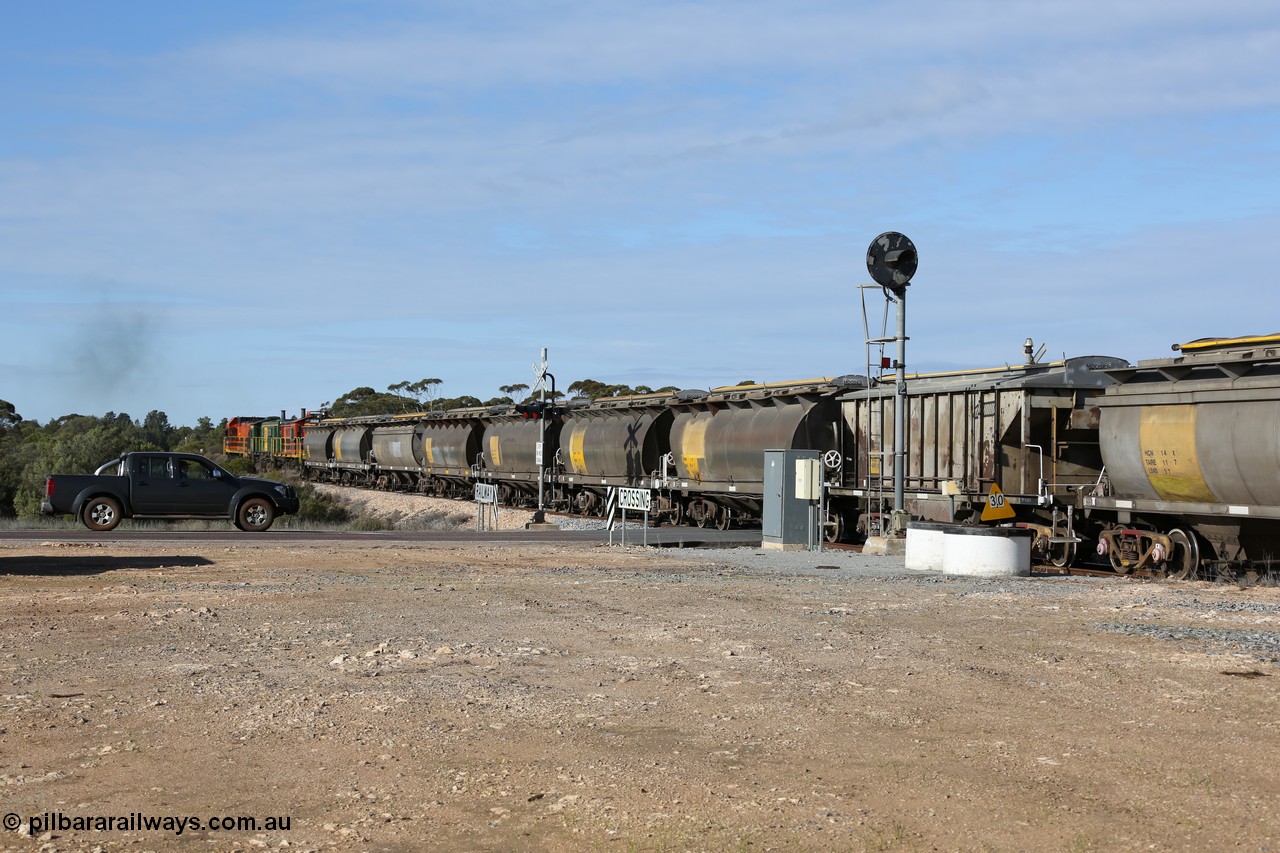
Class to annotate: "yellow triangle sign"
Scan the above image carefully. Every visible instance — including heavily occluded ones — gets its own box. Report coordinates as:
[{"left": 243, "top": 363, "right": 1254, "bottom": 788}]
[{"left": 981, "top": 483, "right": 1016, "bottom": 522}]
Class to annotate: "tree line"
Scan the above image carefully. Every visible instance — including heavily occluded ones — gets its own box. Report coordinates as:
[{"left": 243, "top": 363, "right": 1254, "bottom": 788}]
[{"left": 325, "top": 377, "right": 685, "bottom": 418}]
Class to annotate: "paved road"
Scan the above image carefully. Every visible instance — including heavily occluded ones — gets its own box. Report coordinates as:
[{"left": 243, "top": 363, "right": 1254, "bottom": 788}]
[{"left": 0, "top": 526, "right": 765, "bottom": 548}]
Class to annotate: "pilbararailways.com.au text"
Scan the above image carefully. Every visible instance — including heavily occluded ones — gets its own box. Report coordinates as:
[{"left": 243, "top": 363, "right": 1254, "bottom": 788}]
[{"left": 4, "top": 811, "right": 292, "bottom": 836}]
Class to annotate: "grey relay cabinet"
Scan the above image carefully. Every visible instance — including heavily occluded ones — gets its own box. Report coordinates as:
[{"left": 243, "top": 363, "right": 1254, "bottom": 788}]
[{"left": 762, "top": 449, "right": 821, "bottom": 550}]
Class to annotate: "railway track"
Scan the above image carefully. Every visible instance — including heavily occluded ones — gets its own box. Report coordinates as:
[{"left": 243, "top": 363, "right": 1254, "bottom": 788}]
[{"left": 308, "top": 477, "right": 1277, "bottom": 584}]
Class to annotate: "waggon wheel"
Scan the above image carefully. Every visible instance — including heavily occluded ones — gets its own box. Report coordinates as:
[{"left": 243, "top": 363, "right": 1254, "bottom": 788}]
[
  {"left": 1049, "top": 541, "right": 1077, "bottom": 569},
  {"left": 1109, "top": 548, "right": 1132, "bottom": 575},
  {"left": 82, "top": 496, "right": 122, "bottom": 532},
  {"left": 237, "top": 497, "right": 275, "bottom": 532},
  {"left": 823, "top": 511, "right": 843, "bottom": 543},
  {"left": 575, "top": 492, "right": 600, "bottom": 517},
  {"left": 1166, "top": 529, "right": 1200, "bottom": 581},
  {"left": 714, "top": 509, "right": 731, "bottom": 531}
]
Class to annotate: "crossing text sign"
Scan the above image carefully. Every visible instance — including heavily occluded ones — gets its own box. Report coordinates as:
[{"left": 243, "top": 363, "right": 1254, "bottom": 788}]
[{"left": 618, "top": 488, "right": 651, "bottom": 512}]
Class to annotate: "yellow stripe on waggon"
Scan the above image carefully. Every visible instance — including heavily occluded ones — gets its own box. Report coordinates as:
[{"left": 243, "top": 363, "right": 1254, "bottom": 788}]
[
  {"left": 681, "top": 418, "right": 708, "bottom": 481},
  {"left": 568, "top": 425, "right": 587, "bottom": 475},
  {"left": 1138, "top": 405, "right": 1216, "bottom": 503}
]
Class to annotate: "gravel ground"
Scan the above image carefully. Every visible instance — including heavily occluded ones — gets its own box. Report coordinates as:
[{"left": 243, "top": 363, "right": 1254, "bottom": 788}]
[
  {"left": 314, "top": 486, "right": 1280, "bottom": 666},
  {"left": 2, "top": 488, "right": 1279, "bottom": 851}
]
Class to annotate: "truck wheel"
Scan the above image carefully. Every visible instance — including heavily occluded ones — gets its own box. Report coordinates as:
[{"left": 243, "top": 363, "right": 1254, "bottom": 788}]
[
  {"left": 237, "top": 497, "right": 275, "bottom": 532},
  {"left": 82, "top": 496, "right": 122, "bottom": 532}
]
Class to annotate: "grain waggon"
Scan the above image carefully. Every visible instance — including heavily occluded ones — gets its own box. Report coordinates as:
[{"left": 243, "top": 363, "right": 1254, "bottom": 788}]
[
  {"left": 666, "top": 377, "right": 864, "bottom": 530},
  {"left": 1085, "top": 333, "right": 1280, "bottom": 579}
]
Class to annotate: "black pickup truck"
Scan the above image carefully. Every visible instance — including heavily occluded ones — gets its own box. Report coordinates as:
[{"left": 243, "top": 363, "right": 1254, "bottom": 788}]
[{"left": 41, "top": 452, "right": 300, "bottom": 532}]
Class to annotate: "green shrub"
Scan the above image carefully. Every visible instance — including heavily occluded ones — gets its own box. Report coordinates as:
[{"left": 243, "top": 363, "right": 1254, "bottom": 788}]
[
  {"left": 221, "top": 456, "right": 254, "bottom": 476},
  {"left": 291, "top": 480, "right": 351, "bottom": 526}
]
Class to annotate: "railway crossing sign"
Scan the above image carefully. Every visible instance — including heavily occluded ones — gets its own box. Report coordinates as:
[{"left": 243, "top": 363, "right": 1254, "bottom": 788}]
[
  {"left": 981, "top": 484, "right": 1016, "bottom": 522},
  {"left": 618, "top": 487, "right": 652, "bottom": 512},
  {"left": 475, "top": 482, "right": 499, "bottom": 531},
  {"left": 608, "top": 487, "right": 652, "bottom": 547}
]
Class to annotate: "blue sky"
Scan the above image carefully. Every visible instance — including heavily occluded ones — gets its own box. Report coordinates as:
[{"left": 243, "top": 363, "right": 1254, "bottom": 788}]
[{"left": 3, "top": 0, "right": 1279, "bottom": 425}]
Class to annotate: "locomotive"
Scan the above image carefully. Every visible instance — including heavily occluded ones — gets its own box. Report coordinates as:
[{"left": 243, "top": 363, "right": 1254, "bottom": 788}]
[{"left": 225, "top": 333, "right": 1280, "bottom": 580}]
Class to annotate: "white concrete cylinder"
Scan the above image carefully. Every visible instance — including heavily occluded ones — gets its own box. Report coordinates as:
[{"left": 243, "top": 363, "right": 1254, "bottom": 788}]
[
  {"left": 905, "top": 521, "right": 950, "bottom": 571},
  {"left": 941, "top": 526, "right": 1034, "bottom": 577}
]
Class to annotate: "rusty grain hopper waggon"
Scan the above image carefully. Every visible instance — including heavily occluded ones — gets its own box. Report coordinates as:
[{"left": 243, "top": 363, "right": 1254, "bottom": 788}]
[{"left": 303, "top": 417, "right": 377, "bottom": 485}]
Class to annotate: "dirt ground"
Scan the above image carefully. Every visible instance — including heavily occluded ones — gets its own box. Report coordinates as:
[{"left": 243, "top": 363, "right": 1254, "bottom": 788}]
[{"left": 2, "top": 528, "right": 1279, "bottom": 852}]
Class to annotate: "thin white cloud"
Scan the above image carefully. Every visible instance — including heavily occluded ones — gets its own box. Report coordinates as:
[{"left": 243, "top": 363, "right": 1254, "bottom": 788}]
[
  {"left": 182, "top": 1, "right": 1280, "bottom": 89},
  {"left": 1, "top": 0, "right": 1278, "bottom": 424}
]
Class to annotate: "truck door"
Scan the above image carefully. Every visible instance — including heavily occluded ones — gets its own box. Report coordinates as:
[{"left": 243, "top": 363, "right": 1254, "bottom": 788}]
[
  {"left": 130, "top": 455, "right": 187, "bottom": 514},
  {"left": 175, "top": 457, "right": 238, "bottom": 514}
]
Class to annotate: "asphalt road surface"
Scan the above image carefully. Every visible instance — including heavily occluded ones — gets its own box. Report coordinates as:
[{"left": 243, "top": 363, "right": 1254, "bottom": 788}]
[{"left": 0, "top": 525, "right": 765, "bottom": 548}]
